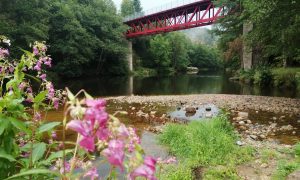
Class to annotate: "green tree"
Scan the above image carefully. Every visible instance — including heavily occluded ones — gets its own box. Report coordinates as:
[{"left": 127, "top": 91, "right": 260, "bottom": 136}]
[
  {"left": 166, "top": 32, "right": 191, "bottom": 71},
  {"left": 121, "top": 0, "right": 135, "bottom": 16},
  {"left": 243, "top": 0, "right": 300, "bottom": 65},
  {"left": 133, "top": 0, "right": 142, "bottom": 13},
  {"left": 150, "top": 35, "right": 171, "bottom": 71},
  {"left": 189, "top": 43, "right": 222, "bottom": 69},
  {"left": 0, "top": 0, "right": 51, "bottom": 56},
  {"left": 48, "top": 0, "right": 128, "bottom": 77}
]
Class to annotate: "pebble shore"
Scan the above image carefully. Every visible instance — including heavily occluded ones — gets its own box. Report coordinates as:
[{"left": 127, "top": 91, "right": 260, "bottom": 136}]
[{"left": 110, "top": 94, "right": 300, "bottom": 115}]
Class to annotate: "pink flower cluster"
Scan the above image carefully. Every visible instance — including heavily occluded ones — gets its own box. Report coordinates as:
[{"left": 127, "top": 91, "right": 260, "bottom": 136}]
[
  {"left": 0, "top": 48, "right": 9, "bottom": 58},
  {"left": 67, "top": 99, "right": 109, "bottom": 152},
  {"left": 129, "top": 156, "right": 157, "bottom": 180},
  {"left": 67, "top": 98, "right": 158, "bottom": 179},
  {"left": 34, "top": 56, "right": 52, "bottom": 71}
]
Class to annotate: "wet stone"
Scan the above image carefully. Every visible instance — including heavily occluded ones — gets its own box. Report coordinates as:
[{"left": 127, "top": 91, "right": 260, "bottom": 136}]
[{"left": 169, "top": 104, "right": 219, "bottom": 122}]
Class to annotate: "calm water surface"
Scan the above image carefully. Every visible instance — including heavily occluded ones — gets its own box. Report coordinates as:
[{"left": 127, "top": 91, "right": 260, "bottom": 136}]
[{"left": 54, "top": 72, "right": 299, "bottom": 98}]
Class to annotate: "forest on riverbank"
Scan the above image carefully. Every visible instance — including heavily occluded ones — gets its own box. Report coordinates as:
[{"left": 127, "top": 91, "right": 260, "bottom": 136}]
[{"left": 0, "top": 0, "right": 299, "bottom": 88}]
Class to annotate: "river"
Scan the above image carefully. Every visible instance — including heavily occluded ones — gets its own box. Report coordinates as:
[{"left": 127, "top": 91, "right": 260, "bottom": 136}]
[{"left": 54, "top": 71, "right": 299, "bottom": 98}]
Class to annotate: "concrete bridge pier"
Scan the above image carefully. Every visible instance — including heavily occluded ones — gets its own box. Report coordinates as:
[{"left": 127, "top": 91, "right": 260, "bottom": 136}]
[
  {"left": 242, "top": 22, "right": 253, "bottom": 70},
  {"left": 127, "top": 40, "right": 133, "bottom": 72}
]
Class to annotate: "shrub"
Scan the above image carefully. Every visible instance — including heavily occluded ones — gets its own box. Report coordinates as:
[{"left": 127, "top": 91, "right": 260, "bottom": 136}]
[
  {"left": 272, "top": 68, "right": 300, "bottom": 88},
  {"left": 253, "top": 68, "right": 272, "bottom": 86},
  {"left": 238, "top": 69, "right": 255, "bottom": 83}
]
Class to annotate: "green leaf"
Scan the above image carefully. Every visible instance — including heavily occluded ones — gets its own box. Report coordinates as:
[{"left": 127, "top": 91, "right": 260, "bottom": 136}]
[
  {"left": 42, "top": 149, "right": 73, "bottom": 164},
  {"left": 37, "top": 122, "right": 61, "bottom": 134},
  {"left": 4, "top": 169, "right": 61, "bottom": 180},
  {"left": 34, "top": 91, "right": 48, "bottom": 104},
  {"left": 9, "top": 118, "right": 30, "bottom": 134},
  {"left": 0, "top": 117, "right": 9, "bottom": 135},
  {"left": 0, "top": 150, "right": 16, "bottom": 162},
  {"left": 32, "top": 143, "right": 46, "bottom": 163}
]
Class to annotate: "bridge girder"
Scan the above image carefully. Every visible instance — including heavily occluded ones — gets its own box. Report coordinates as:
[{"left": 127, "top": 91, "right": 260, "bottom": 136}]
[{"left": 124, "top": 0, "right": 225, "bottom": 38}]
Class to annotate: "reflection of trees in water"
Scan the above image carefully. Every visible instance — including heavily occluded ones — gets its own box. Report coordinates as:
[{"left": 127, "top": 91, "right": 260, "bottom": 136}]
[
  {"left": 55, "top": 74, "right": 299, "bottom": 98},
  {"left": 134, "top": 75, "right": 224, "bottom": 95}
]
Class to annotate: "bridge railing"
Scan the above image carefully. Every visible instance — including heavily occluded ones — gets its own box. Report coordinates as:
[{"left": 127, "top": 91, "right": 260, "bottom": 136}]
[{"left": 124, "top": 0, "right": 204, "bottom": 22}]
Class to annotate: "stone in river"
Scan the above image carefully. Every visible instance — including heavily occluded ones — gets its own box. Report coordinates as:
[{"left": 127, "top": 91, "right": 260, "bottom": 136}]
[{"left": 185, "top": 107, "right": 196, "bottom": 114}]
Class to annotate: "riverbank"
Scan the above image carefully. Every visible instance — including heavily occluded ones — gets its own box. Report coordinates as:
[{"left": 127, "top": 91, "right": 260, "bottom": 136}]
[
  {"left": 110, "top": 94, "right": 300, "bottom": 115},
  {"left": 233, "top": 67, "right": 300, "bottom": 89},
  {"left": 107, "top": 94, "right": 300, "bottom": 179}
]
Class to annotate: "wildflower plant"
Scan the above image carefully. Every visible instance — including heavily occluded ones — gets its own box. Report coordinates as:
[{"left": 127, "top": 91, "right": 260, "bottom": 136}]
[{"left": 0, "top": 35, "right": 158, "bottom": 179}]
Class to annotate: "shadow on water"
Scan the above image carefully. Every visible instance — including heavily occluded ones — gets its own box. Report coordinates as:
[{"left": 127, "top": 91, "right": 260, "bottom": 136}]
[{"left": 54, "top": 71, "right": 299, "bottom": 98}]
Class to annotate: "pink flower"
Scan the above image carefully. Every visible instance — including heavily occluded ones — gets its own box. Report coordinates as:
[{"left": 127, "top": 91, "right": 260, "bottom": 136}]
[
  {"left": 0, "top": 48, "right": 9, "bottom": 58},
  {"left": 84, "top": 167, "right": 99, "bottom": 180},
  {"left": 79, "top": 136, "right": 95, "bottom": 152},
  {"left": 128, "top": 128, "right": 141, "bottom": 153},
  {"left": 51, "top": 131, "right": 57, "bottom": 139},
  {"left": 86, "top": 99, "right": 106, "bottom": 109},
  {"left": 33, "top": 46, "right": 39, "bottom": 55},
  {"left": 96, "top": 127, "right": 110, "bottom": 141},
  {"left": 41, "top": 45, "right": 47, "bottom": 52},
  {"left": 44, "top": 58, "right": 52, "bottom": 67},
  {"left": 9, "top": 66, "right": 14, "bottom": 73},
  {"left": 46, "top": 82, "right": 55, "bottom": 100},
  {"left": 84, "top": 107, "right": 108, "bottom": 127},
  {"left": 67, "top": 120, "right": 96, "bottom": 152},
  {"left": 34, "top": 61, "right": 42, "bottom": 71},
  {"left": 26, "top": 87, "right": 33, "bottom": 93},
  {"left": 53, "top": 98, "right": 59, "bottom": 109},
  {"left": 18, "top": 82, "right": 26, "bottom": 90},
  {"left": 102, "top": 140, "right": 125, "bottom": 171},
  {"left": 118, "top": 124, "right": 129, "bottom": 139},
  {"left": 129, "top": 156, "right": 157, "bottom": 180},
  {"left": 40, "top": 74, "right": 47, "bottom": 81},
  {"left": 34, "top": 112, "right": 42, "bottom": 122}
]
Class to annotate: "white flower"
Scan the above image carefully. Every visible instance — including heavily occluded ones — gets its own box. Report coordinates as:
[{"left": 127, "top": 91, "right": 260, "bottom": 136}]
[{"left": 3, "top": 39, "right": 11, "bottom": 46}]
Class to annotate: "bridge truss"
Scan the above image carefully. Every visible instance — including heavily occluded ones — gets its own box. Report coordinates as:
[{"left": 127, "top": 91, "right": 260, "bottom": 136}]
[{"left": 124, "top": 0, "right": 225, "bottom": 38}]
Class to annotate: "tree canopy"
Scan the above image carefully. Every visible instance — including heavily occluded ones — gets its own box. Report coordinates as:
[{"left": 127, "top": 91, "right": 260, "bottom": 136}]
[{"left": 0, "top": 0, "right": 128, "bottom": 77}]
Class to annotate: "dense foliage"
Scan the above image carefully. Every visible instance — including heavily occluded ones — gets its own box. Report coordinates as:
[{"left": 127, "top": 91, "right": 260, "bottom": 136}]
[
  {"left": 0, "top": 0, "right": 128, "bottom": 77},
  {"left": 215, "top": 0, "right": 300, "bottom": 71},
  {"left": 133, "top": 32, "right": 222, "bottom": 74}
]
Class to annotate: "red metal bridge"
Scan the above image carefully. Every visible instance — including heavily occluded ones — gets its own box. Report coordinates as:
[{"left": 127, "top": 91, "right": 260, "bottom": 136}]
[{"left": 124, "top": 0, "right": 226, "bottom": 38}]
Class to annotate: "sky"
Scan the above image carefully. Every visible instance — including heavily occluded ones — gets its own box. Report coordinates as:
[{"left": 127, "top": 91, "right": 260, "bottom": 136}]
[{"left": 112, "top": 0, "right": 174, "bottom": 11}]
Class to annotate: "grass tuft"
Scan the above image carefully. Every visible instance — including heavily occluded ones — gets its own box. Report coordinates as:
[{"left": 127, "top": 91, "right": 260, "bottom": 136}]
[{"left": 158, "top": 115, "right": 254, "bottom": 179}]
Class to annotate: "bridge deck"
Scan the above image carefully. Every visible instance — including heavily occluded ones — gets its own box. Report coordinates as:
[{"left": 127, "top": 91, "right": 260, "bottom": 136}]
[{"left": 124, "top": 0, "right": 225, "bottom": 38}]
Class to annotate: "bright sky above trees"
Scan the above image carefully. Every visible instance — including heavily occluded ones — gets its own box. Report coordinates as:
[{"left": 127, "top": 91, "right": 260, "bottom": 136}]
[{"left": 113, "top": 0, "right": 174, "bottom": 10}]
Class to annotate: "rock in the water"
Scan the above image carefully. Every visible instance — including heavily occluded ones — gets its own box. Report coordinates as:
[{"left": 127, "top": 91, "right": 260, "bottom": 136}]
[{"left": 186, "top": 107, "right": 196, "bottom": 114}]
